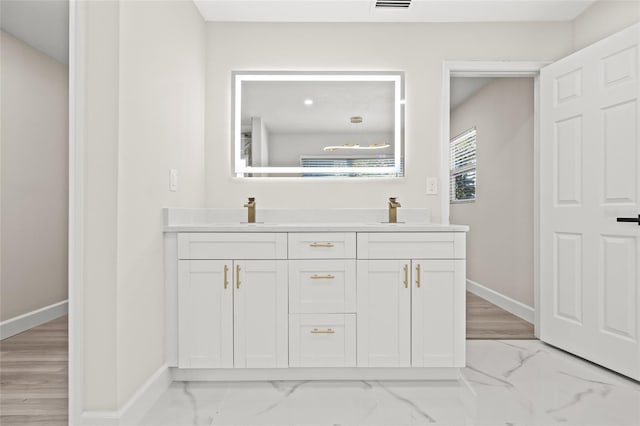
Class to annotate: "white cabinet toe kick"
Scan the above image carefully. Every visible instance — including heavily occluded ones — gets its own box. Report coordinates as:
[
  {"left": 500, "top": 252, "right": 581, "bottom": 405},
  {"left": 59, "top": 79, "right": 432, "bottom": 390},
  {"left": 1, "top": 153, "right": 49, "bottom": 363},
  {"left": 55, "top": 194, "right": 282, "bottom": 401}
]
[{"left": 165, "top": 229, "right": 466, "bottom": 380}]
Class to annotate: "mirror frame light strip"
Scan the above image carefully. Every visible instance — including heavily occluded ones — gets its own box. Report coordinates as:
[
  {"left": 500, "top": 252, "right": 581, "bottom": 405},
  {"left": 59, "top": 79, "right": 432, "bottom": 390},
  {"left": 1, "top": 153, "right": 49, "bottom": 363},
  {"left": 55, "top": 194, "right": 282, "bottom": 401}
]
[{"left": 233, "top": 72, "right": 404, "bottom": 177}]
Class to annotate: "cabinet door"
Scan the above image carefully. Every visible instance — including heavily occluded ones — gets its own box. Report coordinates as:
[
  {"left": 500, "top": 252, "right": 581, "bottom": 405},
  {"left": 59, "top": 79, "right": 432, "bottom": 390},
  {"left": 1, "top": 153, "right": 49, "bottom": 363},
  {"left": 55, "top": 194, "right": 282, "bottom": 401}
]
[
  {"left": 357, "top": 260, "right": 411, "bottom": 367},
  {"left": 234, "top": 260, "right": 288, "bottom": 368},
  {"left": 411, "top": 260, "right": 465, "bottom": 367},
  {"left": 178, "top": 260, "right": 233, "bottom": 368}
]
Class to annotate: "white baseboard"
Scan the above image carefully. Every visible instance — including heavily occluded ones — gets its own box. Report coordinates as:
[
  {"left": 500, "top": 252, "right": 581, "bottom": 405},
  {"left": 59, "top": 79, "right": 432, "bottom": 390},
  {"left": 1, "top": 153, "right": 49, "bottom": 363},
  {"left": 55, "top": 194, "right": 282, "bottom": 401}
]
[
  {"left": 0, "top": 300, "right": 68, "bottom": 340},
  {"left": 172, "top": 367, "right": 460, "bottom": 382},
  {"left": 81, "top": 364, "right": 171, "bottom": 425},
  {"left": 466, "top": 279, "right": 535, "bottom": 324}
]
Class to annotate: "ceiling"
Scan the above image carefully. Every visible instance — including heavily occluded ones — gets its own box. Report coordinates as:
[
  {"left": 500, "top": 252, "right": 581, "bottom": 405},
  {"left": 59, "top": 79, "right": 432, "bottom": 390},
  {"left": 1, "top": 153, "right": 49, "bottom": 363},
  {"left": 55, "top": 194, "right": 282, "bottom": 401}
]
[
  {"left": 0, "top": 0, "right": 69, "bottom": 64},
  {"left": 241, "top": 80, "right": 395, "bottom": 133},
  {"left": 0, "top": 0, "right": 598, "bottom": 67},
  {"left": 194, "top": 0, "right": 596, "bottom": 22}
]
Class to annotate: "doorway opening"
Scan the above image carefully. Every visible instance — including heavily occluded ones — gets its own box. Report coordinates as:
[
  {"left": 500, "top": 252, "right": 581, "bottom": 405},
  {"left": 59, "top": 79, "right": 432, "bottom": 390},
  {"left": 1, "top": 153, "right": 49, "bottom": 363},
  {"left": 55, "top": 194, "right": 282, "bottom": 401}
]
[{"left": 441, "top": 62, "right": 547, "bottom": 340}]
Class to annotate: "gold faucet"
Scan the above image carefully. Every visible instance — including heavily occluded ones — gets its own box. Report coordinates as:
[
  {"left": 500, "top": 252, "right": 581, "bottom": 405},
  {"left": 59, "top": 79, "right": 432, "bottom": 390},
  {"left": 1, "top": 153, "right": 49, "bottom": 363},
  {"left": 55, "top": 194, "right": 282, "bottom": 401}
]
[
  {"left": 244, "top": 197, "right": 256, "bottom": 223},
  {"left": 388, "top": 197, "right": 401, "bottom": 223}
]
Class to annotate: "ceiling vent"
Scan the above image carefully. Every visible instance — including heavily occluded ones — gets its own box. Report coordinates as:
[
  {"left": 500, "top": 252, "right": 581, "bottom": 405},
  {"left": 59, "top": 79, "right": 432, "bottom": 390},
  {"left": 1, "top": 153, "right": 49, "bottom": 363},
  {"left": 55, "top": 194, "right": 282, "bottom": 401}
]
[{"left": 375, "top": 0, "right": 411, "bottom": 8}]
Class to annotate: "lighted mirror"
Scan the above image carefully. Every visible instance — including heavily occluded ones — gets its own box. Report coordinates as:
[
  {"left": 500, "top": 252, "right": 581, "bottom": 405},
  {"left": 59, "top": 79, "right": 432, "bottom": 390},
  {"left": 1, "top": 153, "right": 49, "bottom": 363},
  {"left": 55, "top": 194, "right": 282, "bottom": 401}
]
[{"left": 233, "top": 72, "right": 404, "bottom": 177}]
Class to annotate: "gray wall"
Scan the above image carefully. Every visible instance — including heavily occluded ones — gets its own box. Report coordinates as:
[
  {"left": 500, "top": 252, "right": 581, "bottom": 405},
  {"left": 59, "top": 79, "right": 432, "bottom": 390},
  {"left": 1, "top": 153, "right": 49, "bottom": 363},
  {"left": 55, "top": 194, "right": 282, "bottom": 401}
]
[
  {"left": 572, "top": 0, "right": 640, "bottom": 51},
  {"left": 0, "top": 31, "right": 68, "bottom": 322},
  {"left": 450, "top": 78, "right": 534, "bottom": 307}
]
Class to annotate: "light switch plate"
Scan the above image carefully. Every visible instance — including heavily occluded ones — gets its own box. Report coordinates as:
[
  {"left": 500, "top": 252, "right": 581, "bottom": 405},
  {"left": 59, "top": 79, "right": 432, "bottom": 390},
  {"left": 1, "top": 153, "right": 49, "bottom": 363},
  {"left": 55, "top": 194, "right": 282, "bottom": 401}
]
[
  {"left": 170, "top": 169, "right": 178, "bottom": 192},
  {"left": 426, "top": 177, "right": 438, "bottom": 195}
]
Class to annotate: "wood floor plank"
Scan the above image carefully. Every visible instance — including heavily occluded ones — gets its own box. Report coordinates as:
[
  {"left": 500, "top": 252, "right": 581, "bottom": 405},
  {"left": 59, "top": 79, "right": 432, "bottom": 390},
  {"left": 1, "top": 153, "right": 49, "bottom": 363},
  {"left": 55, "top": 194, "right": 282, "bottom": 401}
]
[
  {"left": 0, "top": 316, "right": 68, "bottom": 426},
  {"left": 465, "top": 292, "right": 536, "bottom": 339}
]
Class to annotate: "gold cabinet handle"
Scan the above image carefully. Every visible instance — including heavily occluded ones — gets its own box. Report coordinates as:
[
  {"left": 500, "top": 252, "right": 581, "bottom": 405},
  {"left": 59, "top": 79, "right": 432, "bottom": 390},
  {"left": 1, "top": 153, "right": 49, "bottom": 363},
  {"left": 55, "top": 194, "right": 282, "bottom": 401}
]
[
  {"left": 223, "top": 264, "right": 229, "bottom": 289},
  {"left": 236, "top": 264, "right": 241, "bottom": 289},
  {"left": 310, "top": 242, "right": 335, "bottom": 248},
  {"left": 310, "top": 328, "right": 335, "bottom": 334},
  {"left": 311, "top": 274, "right": 335, "bottom": 279},
  {"left": 416, "top": 263, "right": 421, "bottom": 288},
  {"left": 403, "top": 264, "right": 408, "bottom": 288}
]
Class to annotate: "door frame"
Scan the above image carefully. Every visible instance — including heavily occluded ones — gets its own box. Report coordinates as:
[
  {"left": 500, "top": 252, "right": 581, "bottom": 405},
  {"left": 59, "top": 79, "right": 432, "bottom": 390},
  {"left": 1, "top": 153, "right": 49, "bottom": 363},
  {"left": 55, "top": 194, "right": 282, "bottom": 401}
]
[
  {"left": 440, "top": 61, "right": 549, "bottom": 334},
  {"left": 69, "top": 1, "right": 84, "bottom": 424}
]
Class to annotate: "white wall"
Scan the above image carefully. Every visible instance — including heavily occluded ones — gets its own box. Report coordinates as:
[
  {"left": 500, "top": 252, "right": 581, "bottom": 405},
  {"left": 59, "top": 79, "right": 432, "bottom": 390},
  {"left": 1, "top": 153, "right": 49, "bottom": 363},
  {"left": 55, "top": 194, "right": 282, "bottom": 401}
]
[
  {"left": 572, "top": 0, "right": 640, "bottom": 51},
  {"left": 0, "top": 31, "right": 68, "bottom": 322},
  {"left": 450, "top": 78, "right": 534, "bottom": 307},
  {"left": 251, "top": 116, "right": 270, "bottom": 166},
  {"left": 205, "top": 23, "right": 573, "bottom": 220},
  {"left": 79, "top": 0, "right": 206, "bottom": 412},
  {"left": 116, "top": 0, "right": 206, "bottom": 408}
]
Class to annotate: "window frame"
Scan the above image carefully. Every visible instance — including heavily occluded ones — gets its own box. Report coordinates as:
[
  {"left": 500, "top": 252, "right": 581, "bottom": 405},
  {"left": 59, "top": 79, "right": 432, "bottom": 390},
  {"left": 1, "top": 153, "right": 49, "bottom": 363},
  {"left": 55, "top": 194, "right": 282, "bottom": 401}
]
[{"left": 449, "top": 128, "right": 477, "bottom": 203}]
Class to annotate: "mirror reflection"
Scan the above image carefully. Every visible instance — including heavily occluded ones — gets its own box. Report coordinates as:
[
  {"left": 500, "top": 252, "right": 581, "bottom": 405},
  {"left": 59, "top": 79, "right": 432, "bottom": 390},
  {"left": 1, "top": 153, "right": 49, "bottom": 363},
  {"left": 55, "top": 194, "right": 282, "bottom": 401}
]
[{"left": 233, "top": 73, "right": 404, "bottom": 177}]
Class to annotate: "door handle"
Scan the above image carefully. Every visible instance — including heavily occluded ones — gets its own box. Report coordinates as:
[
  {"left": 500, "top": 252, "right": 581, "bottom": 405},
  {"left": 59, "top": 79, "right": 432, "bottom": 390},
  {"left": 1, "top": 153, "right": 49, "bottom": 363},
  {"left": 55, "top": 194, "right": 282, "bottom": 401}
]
[
  {"left": 236, "top": 264, "right": 241, "bottom": 289},
  {"left": 416, "top": 264, "right": 421, "bottom": 288},
  {"left": 223, "top": 264, "right": 229, "bottom": 289},
  {"left": 617, "top": 215, "right": 640, "bottom": 226},
  {"left": 403, "top": 264, "right": 408, "bottom": 288}
]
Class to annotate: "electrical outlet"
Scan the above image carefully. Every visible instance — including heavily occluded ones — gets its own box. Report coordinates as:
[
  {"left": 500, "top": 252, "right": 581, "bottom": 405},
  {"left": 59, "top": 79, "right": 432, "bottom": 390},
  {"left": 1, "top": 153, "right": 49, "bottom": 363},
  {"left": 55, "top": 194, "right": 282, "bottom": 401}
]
[
  {"left": 170, "top": 169, "right": 178, "bottom": 192},
  {"left": 426, "top": 177, "right": 438, "bottom": 195}
]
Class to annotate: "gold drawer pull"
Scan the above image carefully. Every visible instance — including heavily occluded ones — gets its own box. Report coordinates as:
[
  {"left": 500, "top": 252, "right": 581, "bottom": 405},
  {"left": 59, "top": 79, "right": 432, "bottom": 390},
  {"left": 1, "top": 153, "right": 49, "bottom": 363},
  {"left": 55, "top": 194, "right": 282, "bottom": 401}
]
[
  {"left": 310, "top": 242, "right": 335, "bottom": 248},
  {"left": 236, "top": 264, "right": 241, "bottom": 289},
  {"left": 310, "top": 328, "right": 335, "bottom": 334},
  {"left": 403, "top": 264, "right": 408, "bottom": 288},
  {"left": 224, "top": 264, "right": 229, "bottom": 289},
  {"left": 416, "top": 263, "right": 421, "bottom": 288},
  {"left": 311, "top": 274, "right": 335, "bottom": 279}
]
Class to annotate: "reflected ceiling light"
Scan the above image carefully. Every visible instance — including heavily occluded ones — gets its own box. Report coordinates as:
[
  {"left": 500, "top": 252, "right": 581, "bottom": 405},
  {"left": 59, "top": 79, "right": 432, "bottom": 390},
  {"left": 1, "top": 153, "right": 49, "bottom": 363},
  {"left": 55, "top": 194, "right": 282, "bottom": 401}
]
[
  {"left": 304, "top": 99, "right": 314, "bottom": 106},
  {"left": 323, "top": 143, "right": 390, "bottom": 152},
  {"left": 323, "top": 116, "right": 390, "bottom": 151}
]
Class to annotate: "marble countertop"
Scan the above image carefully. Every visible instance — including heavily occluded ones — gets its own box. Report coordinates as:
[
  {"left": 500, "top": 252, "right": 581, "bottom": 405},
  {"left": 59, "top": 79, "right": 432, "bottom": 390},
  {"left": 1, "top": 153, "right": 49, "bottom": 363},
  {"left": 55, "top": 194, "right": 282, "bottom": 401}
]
[
  {"left": 165, "top": 222, "right": 468, "bottom": 233},
  {"left": 163, "top": 208, "right": 469, "bottom": 233}
]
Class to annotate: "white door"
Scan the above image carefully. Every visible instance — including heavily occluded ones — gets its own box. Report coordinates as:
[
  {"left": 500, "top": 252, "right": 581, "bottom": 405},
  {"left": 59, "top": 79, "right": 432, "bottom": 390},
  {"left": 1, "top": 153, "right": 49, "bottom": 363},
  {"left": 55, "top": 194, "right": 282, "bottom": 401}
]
[
  {"left": 411, "top": 260, "right": 465, "bottom": 367},
  {"left": 540, "top": 24, "right": 640, "bottom": 380},
  {"left": 357, "top": 260, "right": 411, "bottom": 367},
  {"left": 178, "top": 260, "right": 233, "bottom": 368},
  {"left": 233, "top": 260, "right": 288, "bottom": 368}
]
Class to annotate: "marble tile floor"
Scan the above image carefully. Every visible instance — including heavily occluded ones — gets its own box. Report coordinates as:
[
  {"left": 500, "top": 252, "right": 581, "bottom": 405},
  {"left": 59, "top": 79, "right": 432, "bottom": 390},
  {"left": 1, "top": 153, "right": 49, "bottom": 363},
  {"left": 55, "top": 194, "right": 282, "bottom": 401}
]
[{"left": 140, "top": 340, "right": 640, "bottom": 426}]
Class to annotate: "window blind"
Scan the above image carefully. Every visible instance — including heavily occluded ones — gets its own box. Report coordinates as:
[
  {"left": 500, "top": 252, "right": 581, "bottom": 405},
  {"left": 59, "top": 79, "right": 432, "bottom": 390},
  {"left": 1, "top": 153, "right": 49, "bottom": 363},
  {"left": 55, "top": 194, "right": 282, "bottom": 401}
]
[
  {"left": 300, "top": 155, "right": 404, "bottom": 177},
  {"left": 450, "top": 128, "right": 477, "bottom": 201}
]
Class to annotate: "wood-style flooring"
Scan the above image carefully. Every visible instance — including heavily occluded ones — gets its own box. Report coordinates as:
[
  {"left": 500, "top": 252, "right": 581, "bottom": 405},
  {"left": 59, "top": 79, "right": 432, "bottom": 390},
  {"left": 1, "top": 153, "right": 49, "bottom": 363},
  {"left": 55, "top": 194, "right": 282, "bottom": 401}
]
[
  {"left": 0, "top": 315, "right": 68, "bottom": 425},
  {"left": 466, "top": 292, "right": 536, "bottom": 339},
  {"left": 0, "top": 296, "right": 531, "bottom": 424}
]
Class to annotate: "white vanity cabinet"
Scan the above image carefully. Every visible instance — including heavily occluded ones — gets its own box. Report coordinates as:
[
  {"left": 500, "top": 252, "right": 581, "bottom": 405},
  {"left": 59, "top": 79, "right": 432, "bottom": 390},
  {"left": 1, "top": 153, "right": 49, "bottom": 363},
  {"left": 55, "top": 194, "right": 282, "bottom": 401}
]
[
  {"left": 176, "top": 233, "right": 288, "bottom": 369},
  {"left": 357, "top": 233, "right": 466, "bottom": 368},
  {"left": 167, "top": 219, "right": 467, "bottom": 378}
]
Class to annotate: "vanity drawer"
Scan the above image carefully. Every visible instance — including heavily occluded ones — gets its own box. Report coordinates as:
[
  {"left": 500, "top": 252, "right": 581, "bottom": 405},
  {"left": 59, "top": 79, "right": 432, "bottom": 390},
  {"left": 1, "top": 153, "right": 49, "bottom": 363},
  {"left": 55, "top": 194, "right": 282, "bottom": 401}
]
[
  {"left": 288, "top": 233, "right": 356, "bottom": 259},
  {"left": 289, "top": 260, "right": 356, "bottom": 314},
  {"left": 289, "top": 314, "right": 356, "bottom": 367},
  {"left": 178, "top": 233, "right": 287, "bottom": 260},
  {"left": 357, "top": 232, "right": 466, "bottom": 260}
]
